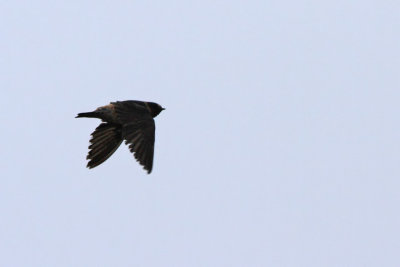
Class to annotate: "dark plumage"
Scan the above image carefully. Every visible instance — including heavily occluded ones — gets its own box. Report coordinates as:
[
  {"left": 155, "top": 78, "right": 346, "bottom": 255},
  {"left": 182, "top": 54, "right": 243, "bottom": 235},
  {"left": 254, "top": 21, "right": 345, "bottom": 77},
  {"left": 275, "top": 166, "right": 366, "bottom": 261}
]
[{"left": 76, "top": 100, "right": 165, "bottom": 173}]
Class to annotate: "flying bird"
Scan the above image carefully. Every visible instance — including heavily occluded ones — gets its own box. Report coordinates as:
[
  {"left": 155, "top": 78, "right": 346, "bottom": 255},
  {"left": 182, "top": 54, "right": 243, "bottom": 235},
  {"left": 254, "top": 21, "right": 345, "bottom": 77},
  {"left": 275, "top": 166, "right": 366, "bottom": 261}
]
[{"left": 76, "top": 100, "right": 165, "bottom": 173}]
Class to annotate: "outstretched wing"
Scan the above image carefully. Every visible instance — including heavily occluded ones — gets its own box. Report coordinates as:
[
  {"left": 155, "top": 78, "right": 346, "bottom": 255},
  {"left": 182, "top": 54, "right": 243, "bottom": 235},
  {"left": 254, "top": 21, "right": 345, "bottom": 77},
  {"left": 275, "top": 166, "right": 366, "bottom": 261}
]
[
  {"left": 86, "top": 123, "right": 123, "bottom": 169},
  {"left": 122, "top": 119, "right": 155, "bottom": 173}
]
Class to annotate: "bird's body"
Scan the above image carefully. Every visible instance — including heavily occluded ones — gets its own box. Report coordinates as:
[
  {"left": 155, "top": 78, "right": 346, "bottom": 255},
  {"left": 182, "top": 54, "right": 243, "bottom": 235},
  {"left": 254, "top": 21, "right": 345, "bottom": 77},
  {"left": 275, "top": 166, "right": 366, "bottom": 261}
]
[{"left": 76, "top": 100, "right": 164, "bottom": 173}]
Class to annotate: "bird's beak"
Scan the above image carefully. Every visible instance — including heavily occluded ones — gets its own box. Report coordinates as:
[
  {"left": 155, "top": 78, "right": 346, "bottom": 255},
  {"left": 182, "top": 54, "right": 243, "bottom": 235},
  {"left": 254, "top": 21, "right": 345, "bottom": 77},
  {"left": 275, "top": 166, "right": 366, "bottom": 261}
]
[{"left": 162, "top": 107, "right": 166, "bottom": 110}]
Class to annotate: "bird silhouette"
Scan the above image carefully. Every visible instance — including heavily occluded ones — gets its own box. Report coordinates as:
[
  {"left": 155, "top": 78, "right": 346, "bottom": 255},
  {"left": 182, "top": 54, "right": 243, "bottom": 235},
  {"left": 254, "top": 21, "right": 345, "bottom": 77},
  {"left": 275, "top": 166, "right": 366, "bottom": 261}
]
[{"left": 76, "top": 100, "right": 165, "bottom": 173}]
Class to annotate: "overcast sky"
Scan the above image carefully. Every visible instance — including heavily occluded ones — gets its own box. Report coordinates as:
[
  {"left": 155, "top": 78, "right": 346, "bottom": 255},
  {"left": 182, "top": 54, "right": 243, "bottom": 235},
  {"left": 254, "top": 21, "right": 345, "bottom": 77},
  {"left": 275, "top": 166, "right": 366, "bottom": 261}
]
[{"left": 1, "top": 1, "right": 399, "bottom": 266}]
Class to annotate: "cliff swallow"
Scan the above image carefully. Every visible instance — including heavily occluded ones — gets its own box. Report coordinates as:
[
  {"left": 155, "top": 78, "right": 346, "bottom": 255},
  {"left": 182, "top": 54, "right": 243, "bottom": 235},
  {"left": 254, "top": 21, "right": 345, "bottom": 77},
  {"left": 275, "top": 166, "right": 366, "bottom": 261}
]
[{"left": 76, "top": 100, "right": 164, "bottom": 173}]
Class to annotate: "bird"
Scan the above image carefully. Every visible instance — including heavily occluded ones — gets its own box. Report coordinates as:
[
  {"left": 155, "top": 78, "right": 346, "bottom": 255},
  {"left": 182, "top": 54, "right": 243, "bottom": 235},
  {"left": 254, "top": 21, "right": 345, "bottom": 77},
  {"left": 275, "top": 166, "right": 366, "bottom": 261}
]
[{"left": 76, "top": 100, "right": 165, "bottom": 174}]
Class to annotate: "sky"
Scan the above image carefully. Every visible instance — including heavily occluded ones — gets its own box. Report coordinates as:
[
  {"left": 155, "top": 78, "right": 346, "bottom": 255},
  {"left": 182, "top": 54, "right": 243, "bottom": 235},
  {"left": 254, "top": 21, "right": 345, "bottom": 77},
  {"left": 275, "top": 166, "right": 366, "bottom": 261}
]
[{"left": 1, "top": 1, "right": 399, "bottom": 266}]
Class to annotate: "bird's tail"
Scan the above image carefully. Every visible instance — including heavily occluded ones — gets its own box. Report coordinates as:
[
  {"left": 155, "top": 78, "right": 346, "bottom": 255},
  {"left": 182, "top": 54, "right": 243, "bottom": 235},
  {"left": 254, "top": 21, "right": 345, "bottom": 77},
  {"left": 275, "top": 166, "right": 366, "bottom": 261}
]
[{"left": 75, "top": 112, "right": 100, "bottom": 119}]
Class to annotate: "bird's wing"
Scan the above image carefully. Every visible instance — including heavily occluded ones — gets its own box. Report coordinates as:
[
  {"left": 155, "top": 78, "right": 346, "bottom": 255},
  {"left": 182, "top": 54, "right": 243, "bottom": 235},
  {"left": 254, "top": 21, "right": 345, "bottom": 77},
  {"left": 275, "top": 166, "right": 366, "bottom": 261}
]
[
  {"left": 86, "top": 123, "right": 123, "bottom": 168},
  {"left": 121, "top": 119, "right": 155, "bottom": 174}
]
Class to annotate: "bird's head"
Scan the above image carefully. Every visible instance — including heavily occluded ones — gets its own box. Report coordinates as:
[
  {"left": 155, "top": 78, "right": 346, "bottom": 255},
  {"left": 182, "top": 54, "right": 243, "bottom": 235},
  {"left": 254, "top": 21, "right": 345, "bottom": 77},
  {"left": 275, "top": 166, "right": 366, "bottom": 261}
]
[{"left": 147, "top": 102, "right": 165, "bottom": 118}]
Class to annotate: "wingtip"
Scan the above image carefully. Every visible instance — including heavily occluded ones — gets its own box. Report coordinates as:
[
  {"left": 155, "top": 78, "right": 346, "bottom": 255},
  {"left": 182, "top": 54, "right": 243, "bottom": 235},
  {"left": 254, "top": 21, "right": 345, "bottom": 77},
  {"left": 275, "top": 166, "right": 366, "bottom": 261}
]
[{"left": 86, "top": 162, "right": 94, "bottom": 169}]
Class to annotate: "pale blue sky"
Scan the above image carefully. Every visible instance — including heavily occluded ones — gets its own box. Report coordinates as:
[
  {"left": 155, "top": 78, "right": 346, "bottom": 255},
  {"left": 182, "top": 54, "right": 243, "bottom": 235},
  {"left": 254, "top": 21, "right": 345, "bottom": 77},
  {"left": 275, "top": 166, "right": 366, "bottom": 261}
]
[{"left": 1, "top": 1, "right": 399, "bottom": 266}]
